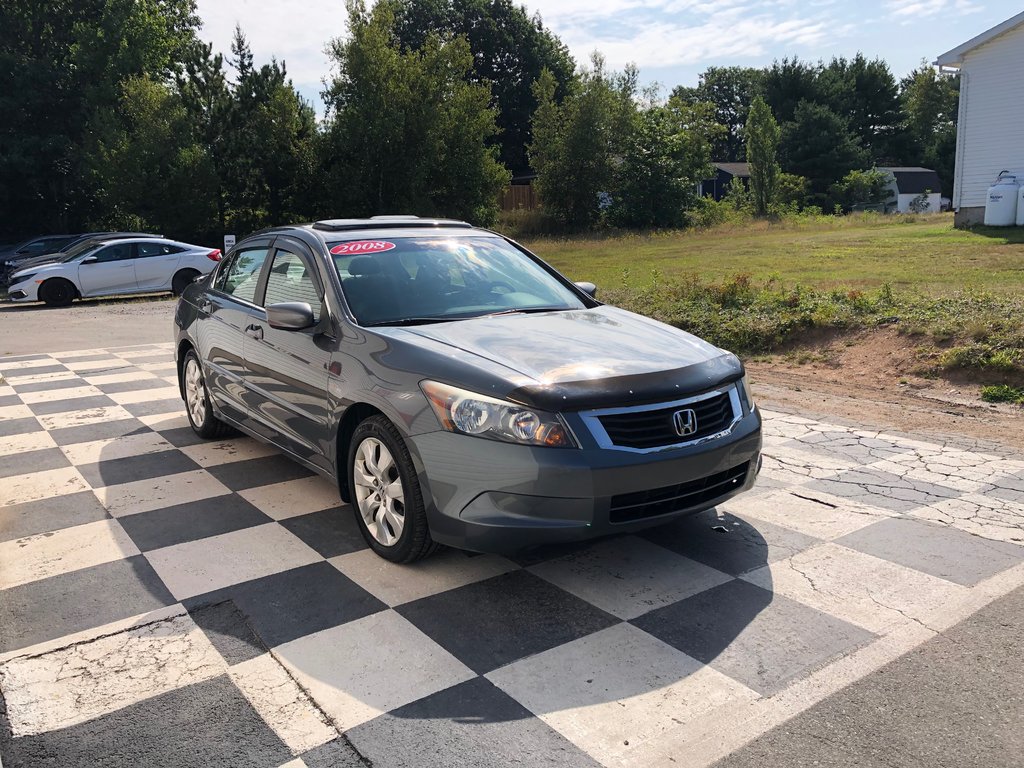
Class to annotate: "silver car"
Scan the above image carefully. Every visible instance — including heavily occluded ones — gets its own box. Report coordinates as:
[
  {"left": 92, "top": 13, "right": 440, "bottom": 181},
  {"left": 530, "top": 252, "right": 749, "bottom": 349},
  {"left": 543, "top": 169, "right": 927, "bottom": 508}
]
[
  {"left": 174, "top": 217, "right": 762, "bottom": 562},
  {"left": 7, "top": 237, "right": 222, "bottom": 306}
]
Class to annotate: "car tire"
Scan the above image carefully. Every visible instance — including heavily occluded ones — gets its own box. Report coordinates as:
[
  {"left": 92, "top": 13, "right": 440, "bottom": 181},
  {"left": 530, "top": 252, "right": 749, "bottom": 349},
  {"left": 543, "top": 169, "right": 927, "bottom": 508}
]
[
  {"left": 181, "top": 350, "right": 230, "bottom": 439},
  {"left": 39, "top": 278, "right": 76, "bottom": 307},
  {"left": 172, "top": 269, "right": 200, "bottom": 296},
  {"left": 348, "top": 415, "right": 438, "bottom": 563}
]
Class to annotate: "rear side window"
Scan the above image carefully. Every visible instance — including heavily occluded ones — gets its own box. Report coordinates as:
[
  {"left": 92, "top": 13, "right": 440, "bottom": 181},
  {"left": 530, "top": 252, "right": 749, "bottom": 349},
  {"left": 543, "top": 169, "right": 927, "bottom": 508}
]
[
  {"left": 217, "top": 247, "right": 268, "bottom": 303},
  {"left": 263, "top": 250, "right": 321, "bottom": 320},
  {"left": 137, "top": 242, "right": 182, "bottom": 258}
]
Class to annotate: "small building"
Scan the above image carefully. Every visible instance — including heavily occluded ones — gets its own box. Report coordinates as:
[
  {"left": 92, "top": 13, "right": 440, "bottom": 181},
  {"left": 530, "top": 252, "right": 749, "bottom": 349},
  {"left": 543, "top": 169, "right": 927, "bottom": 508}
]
[
  {"left": 876, "top": 167, "right": 943, "bottom": 213},
  {"left": 700, "top": 162, "right": 750, "bottom": 201},
  {"left": 936, "top": 11, "right": 1024, "bottom": 226}
]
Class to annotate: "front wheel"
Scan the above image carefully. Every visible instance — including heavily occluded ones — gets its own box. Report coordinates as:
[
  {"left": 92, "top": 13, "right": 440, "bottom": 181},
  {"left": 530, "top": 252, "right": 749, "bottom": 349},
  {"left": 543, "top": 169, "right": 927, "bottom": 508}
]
[
  {"left": 349, "top": 415, "right": 437, "bottom": 562},
  {"left": 181, "top": 350, "right": 230, "bottom": 439},
  {"left": 39, "top": 278, "right": 76, "bottom": 307}
]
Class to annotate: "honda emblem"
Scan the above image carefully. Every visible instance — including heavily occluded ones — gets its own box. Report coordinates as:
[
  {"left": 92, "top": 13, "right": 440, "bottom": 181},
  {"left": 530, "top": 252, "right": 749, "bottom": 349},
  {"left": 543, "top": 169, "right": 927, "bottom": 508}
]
[{"left": 672, "top": 408, "right": 698, "bottom": 437}]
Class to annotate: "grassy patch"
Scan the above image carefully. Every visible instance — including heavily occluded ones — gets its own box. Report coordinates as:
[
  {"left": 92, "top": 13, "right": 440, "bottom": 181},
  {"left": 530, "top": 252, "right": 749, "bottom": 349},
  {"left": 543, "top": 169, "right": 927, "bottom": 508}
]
[
  {"left": 980, "top": 384, "right": 1024, "bottom": 404},
  {"left": 525, "top": 212, "right": 1024, "bottom": 296},
  {"left": 598, "top": 271, "right": 1024, "bottom": 382}
]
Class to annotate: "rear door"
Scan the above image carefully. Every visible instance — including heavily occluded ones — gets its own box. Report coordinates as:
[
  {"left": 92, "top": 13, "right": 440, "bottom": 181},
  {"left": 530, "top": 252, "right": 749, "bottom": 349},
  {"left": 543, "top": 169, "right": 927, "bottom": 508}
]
[
  {"left": 240, "top": 239, "right": 333, "bottom": 471},
  {"left": 197, "top": 241, "right": 272, "bottom": 424},
  {"left": 134, "top": 241, "right": 184, "bottom": 290},
  {"left": 77, "top": 242, "right": 138, "bottom": 295}
]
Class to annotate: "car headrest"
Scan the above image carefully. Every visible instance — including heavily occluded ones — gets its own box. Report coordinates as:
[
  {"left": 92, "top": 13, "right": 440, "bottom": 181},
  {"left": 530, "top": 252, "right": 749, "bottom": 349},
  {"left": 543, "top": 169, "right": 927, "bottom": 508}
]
[{"left": 348, "top": 256, "right": 382, "bottom": 276}]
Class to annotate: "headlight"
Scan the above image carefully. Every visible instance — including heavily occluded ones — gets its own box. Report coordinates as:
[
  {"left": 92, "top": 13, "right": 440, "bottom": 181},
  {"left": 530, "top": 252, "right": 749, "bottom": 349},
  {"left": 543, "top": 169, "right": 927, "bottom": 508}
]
[
  {"left": 739, "top": 375, "right": 755, "bottom": 411},
  {"left": 420, "top": 380, "right": 577, "bottom": 448},
  {"left": 10, "top": 273, "right": 36, "bottom": 284}
]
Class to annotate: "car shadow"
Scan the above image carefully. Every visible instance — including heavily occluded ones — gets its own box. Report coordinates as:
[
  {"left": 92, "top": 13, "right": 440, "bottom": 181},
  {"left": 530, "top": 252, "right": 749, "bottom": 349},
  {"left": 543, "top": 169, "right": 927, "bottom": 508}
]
[{"left": 386, "top": 509, "right": 775, "bottom": 724}]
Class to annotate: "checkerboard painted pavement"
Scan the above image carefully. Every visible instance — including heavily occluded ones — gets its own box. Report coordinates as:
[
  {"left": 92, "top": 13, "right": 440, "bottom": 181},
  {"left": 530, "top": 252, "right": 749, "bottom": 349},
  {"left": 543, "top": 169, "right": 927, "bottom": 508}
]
[{"left": 1, "top": 343, "right": 1023, "bottom": 768}]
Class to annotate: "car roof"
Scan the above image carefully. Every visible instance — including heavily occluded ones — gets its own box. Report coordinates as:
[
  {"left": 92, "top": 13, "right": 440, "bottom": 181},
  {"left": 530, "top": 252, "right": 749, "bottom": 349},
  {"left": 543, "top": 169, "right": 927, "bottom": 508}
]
[{"left": 253, "top": 216, "right": 477, "bottom": 238}]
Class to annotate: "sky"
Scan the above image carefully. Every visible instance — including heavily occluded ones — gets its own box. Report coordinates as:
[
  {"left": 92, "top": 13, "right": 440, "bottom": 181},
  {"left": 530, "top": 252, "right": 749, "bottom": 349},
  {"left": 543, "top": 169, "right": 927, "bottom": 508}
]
[{"left": 194, "top": 0, "right": 1021, "bottom": 113}]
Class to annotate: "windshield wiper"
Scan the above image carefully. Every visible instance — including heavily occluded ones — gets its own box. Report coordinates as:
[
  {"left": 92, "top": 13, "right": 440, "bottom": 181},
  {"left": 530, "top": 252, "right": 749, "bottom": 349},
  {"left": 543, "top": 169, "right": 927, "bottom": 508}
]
[
  {"left": 479, "top": 306, "right": 570, "bottom": 318},
  {"left": 364, "top": 316, "right": 457, "bottom": 327}
]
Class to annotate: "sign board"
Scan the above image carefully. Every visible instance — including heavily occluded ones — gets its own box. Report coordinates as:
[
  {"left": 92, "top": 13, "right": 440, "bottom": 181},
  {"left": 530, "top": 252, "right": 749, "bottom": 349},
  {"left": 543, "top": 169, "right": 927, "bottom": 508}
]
[{"left": 223, "top": 234, "right": 236, "bottom": 253}]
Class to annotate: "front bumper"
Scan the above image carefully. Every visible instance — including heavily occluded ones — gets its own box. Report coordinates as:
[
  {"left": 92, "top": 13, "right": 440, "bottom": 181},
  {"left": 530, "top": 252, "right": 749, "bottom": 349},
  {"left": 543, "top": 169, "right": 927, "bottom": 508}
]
[
  {"left": 6, "top": 280, "right": 38, "bottom": 302},
  {"left": 408, "top": 408, "right": 762, "bottom": 553}
]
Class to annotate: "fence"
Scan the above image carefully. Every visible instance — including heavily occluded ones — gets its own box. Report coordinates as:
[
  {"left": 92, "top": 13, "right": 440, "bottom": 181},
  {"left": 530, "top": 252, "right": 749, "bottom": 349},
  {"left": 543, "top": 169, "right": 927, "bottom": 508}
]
[{"left": 500, "top": 183, "right": 539, "bottom": 211}]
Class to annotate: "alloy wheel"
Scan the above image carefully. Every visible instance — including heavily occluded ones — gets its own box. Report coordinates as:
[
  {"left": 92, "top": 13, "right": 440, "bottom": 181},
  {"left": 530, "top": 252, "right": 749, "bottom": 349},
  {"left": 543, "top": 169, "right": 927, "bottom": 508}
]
[
  {"left": 184, "top": 357, "right": 207, "bottom": 428},
  {"left": 353, "top": 437, "right": 406, "bottom": 546}
]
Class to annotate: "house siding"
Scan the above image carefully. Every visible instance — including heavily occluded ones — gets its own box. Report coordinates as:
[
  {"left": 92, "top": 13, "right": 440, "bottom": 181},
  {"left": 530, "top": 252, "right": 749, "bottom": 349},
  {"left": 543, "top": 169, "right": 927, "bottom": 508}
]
[{"left": 954, "top": 23, "right": 1024, "bottom": 210}]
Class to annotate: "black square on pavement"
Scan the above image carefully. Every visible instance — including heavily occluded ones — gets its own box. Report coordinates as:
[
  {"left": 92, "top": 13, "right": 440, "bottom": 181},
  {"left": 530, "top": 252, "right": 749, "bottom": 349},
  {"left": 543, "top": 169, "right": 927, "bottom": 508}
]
[
  {"left": 184, "top": 560, "right": 386, "bottom": 648},
  {"left": 279, "top": 508, "right": 367, "bottom": 558},
  {"left": 0, "top": 675, "right": 291, "bottom": 768},
  {"left": 347, "top": 677, "right": 603, "bottom": 768},
  {"left": 632, "top": 578, "right": 875, "bottom": 696},
  {"left": 205, "top": 454, "right": 315, "bottom": 492},
  {"left": 118, "top": 494, "right": 272, "bottom": 552},
  {"left": 836, "top": 517, "right": 1024, "bottom": 586},
  {"left": 76, "top": 449, "right": 201, "bottom": 488},
  {"left": 397, "top": 569, "right": 618, "bottom": 675}
]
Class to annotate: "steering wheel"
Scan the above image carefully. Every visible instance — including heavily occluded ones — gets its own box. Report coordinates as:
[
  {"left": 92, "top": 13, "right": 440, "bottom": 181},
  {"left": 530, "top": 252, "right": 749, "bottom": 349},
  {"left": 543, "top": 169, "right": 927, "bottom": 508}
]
[{"left": 488, "top": 281, "right": 516, "bottom": 294}]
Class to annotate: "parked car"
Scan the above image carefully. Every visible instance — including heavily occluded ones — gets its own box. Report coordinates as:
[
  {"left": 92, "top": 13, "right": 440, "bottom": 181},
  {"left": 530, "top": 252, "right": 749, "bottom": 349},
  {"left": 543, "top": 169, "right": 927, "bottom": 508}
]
[
  {"left": 1, "top": 232, "right": 163, "bottom": 285},
  {"left": 6, "top": 237, "right": 221, "bottom": 306},
  {"left": 0, "top": 234, "right": 80, "bottom": 266},
  {"left": 173, "top": 217, "right": 762, "bottom": 562}
]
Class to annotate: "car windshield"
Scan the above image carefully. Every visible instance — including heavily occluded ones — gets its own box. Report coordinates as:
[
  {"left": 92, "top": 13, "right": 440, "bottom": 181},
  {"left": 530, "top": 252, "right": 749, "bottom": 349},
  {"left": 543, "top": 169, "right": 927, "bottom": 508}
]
[
  {"left": 60, "top": 240, "right": 104, "bottom": 262},
  {"left": 329, "top": 235, "right": 587, "bottom": 326}
]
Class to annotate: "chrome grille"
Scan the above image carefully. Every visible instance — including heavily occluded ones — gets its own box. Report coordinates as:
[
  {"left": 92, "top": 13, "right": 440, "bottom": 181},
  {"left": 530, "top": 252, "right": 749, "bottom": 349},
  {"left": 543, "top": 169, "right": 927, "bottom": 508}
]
[{"left": 593, "top": 389, "right": 738, "bottom": 450}]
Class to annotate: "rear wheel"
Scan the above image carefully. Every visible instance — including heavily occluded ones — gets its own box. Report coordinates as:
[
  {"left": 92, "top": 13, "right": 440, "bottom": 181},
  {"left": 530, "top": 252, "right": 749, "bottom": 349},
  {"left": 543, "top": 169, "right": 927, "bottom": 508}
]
[
  {"left": 172, "top": 269, "right": 200, "bottom": 296},
  {"left": 39, "top": 278, "right": 76, "bottom": 307},
  {"left": 349, "top": 415, "right": 437, "bottom": 562},
  {"left": 181, "top": 350, "right": 230, "bottom": 439}
]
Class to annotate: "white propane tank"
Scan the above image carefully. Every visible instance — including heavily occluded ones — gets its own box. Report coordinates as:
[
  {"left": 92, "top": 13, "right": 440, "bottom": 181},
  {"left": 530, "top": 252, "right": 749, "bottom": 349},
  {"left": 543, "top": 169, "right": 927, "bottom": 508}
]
[
  {"left": 984, "top": 172, "right": 1018, "bottom": 226},
  {"left": 1016, "top": 185, "right": 1024, "bottom": 226}
]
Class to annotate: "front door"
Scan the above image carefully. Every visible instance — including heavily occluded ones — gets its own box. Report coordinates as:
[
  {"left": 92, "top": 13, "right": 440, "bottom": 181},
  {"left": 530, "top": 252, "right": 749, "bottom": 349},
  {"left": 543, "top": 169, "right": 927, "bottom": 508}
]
[
  {"left": 77, "top": 242, "right": 137, "bottom": 295},
  {"left": 241, "top": 241, "right": 333, "bottom": 471},
  {"left": 198, "top": 243, "right": 270, "bottom": 424}
]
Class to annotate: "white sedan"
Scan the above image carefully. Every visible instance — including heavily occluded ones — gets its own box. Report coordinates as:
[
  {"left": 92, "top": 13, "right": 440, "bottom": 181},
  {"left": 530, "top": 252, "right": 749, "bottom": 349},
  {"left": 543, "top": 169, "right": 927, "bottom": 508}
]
[{"left": 6, "top": 237, "right": 222, "bottom": 306}]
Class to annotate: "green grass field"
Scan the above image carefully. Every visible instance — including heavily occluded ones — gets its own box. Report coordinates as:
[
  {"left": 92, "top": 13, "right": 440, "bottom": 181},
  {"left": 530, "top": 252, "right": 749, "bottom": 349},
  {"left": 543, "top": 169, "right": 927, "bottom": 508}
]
[{"left": 523, "top": 213, "right": 1024, "bottom": 295}]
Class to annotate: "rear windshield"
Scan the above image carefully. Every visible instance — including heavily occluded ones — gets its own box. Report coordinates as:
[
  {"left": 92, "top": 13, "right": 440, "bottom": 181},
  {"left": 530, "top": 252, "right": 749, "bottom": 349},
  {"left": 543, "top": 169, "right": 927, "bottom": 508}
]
[{"left": 327, "top": 235, "right": 585, "bottom": 326}]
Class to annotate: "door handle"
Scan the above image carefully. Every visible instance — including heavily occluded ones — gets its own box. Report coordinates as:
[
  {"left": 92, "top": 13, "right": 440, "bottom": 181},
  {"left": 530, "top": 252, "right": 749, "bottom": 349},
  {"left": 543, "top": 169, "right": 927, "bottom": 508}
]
[
  {"left": 198, "top": 299, "right": 212, "bottom": 313},
  {"left": 245, "top": 323, "right": 264, "bottom": 340}
]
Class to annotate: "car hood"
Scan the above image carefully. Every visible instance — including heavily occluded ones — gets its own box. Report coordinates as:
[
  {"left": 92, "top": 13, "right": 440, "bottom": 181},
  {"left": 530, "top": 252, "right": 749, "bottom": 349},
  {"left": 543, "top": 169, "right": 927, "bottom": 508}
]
[
  {"left": 11, "top": 254, "right": 63, "bottom": 270},
  {"left": 388, "top": 305, "right": 742, "bottom": 411}
]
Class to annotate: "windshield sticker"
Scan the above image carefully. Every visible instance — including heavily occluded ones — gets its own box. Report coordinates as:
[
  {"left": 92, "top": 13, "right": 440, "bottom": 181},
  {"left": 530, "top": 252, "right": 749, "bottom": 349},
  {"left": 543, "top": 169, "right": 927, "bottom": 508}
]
[{"left": 330, "top": 240, "right": 396, "bottom": 255}]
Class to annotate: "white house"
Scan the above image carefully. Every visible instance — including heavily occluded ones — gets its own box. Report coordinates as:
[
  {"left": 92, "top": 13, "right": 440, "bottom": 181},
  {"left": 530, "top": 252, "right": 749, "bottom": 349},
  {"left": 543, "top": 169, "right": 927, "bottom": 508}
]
[
  {"left": 936, "top": 11, "right": 1024, "bottom": 226},
  {"left": 876, "top": 167, "right": 942, "bottom": 213}
]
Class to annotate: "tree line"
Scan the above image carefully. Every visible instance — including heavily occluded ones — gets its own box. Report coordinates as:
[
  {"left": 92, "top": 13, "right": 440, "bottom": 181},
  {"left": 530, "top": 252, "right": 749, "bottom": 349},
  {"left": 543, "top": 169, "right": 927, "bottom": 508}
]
[{"left": 0, "top": 0, "right": 959, "bottom": 242}]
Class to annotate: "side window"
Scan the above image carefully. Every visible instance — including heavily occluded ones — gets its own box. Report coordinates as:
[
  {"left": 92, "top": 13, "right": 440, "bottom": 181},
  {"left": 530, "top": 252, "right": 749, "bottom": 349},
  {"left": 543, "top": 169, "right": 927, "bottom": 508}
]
[
  {"left": 218, "top": 247, "right": 268, "bottom": 304},
  {"left": 93, "top": 243, "right": 134, "bottom": 263},
  {"left": 263, "top": 250, "right": 321, "bottom": 320},
  {"left": 137, "top": 242, "right": 177, "bottom": 258}
]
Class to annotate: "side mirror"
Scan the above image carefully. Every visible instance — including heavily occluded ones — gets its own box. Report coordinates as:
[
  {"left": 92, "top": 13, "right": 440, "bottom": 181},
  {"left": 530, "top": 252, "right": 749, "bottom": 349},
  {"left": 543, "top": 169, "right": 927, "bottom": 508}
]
[
  {"left": 81, "top": 256, "right": 98, "bottom": 265},
  {"left": 266, "top": 302, "right": 315, "bottom": 330},
  {"left": 575, "top": 281, "right": 597, "bottom": 298}
]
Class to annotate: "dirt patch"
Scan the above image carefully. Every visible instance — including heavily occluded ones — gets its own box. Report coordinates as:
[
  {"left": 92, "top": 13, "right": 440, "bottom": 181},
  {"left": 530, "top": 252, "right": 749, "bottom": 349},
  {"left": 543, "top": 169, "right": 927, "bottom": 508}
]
[{"left": 749, "top": 327, "right": 1024, "bottom": 451}]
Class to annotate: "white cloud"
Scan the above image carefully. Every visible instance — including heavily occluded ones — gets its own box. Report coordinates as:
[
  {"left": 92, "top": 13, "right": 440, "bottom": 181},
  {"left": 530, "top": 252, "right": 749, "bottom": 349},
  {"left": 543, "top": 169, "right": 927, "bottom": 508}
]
[
  {"left": 194, "top": 0, "right": 344, "bottom": 92},
  {"left": 536, "top": 0, "right": 834, "bottom": 71},
  {"left": 886, "top": 0, "right": 981, "bottom": 19}
]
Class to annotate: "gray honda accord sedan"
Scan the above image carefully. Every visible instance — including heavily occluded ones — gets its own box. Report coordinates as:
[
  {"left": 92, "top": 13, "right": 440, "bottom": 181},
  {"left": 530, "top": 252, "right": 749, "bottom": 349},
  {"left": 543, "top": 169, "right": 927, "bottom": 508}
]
[{"left": 174, "top": 217, "right": 761, "bottom": 562}]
